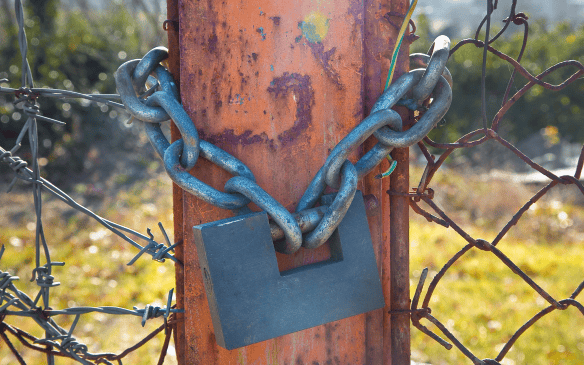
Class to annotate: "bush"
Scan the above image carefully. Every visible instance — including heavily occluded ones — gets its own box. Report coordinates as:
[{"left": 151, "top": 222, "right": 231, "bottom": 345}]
[
  {"left": 0, "top": 1, "right": 165, "bottom": 185},
  {"left": 413, "top": 13, "right": 584, "bottom": 147}
]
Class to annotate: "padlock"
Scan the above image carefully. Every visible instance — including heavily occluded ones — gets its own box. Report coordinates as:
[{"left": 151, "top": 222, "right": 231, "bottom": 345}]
[{"left": 193, "top": 190, "right": 385, "bottom": 350}]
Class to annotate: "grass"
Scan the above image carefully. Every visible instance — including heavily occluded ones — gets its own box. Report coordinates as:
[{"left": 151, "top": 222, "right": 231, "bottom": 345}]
[{"left": 1, "top": 163, "right": 583, "bottom": 364}]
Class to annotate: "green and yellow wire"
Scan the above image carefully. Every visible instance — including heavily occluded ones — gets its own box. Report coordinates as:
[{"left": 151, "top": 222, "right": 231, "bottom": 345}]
[
  {"left": 379, "top": 1, "right": 418, "bottom": 178},
  {"left": 375, "top": 156, "right": 398, "bottom": 179},
  {"left": 384, "top": 0, "right": 418, "bottom": 91}
]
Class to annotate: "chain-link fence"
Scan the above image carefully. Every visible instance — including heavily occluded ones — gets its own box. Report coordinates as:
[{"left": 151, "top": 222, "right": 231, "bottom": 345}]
[{"left": 404, "top": 1, "right": 584, "bottom": 364}]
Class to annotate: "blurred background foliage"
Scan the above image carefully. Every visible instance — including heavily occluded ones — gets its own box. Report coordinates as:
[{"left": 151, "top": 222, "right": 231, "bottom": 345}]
[
  {"left": 413, "top": 12, "right": 584, "bottom": 163},
  {"left": 0, "top": 0, "right": 166, "bottom": 186},
  {"left": 0, "top": 2, "right": 175, "bottom": 363}
]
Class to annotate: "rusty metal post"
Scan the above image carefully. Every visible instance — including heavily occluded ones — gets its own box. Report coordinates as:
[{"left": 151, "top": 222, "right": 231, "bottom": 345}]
[
  {"left": 165, "top": 1, "right": 185, "bottom": 363},
  {"left": 170, "top": 0, "right": 410, "bottom": 363},
  {"left": 388, "top": 127, "right": 411, "bottom": 364},
  {"left": 363, "top": 1, "right": 411, "bottom": 364}
]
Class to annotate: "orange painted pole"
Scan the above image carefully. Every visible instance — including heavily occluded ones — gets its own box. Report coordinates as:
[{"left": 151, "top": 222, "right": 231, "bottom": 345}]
[{"left": 171, "top": 0, "right": 410, "bottom": 363}]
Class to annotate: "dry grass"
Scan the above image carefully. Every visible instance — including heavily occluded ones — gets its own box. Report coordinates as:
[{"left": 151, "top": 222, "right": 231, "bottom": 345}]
[
  {"left": 410, "top": 165, "right": 584, "bottom": 365},
  {"left": 1, "top": 163, "right": 583, "bottom": 364}
]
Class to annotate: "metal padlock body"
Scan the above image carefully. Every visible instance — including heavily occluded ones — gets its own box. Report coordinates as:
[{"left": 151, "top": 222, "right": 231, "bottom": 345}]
[{"left": 193, "top": 191, "right": 385, "bottom": 350}]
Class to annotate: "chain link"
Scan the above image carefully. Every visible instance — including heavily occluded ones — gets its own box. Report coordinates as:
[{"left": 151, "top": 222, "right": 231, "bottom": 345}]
[
  {"left": 163, "top": 139, "right": 255, "bottom": 210},
  {"left": 114, "top": 37, "right": 453, "bottom": 254},
  {"left": 411, "top": 35, "right": 451, "bottom": 103},
  {"left": 225, "top": 176, "right": 303, "bottom": 253},
  {"left": 115, "top": 49, "right": 201, "bottom": 171}
]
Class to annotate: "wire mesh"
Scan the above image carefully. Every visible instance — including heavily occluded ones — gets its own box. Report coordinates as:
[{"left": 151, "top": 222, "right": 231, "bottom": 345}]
[
  {"left": 0, "top": 1, "right": 182, "bottom": 364},
  {"left": 402, "top": 1, "right": 584, "bottom": 364}
]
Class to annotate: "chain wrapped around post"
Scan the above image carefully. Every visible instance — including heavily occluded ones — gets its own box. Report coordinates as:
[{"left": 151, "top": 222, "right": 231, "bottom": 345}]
[{"left": 114, "top": 36, "right": 453, "bottom": 254}]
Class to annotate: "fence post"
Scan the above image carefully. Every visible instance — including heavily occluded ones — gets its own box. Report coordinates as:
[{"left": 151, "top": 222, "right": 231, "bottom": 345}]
[
  {"left": 165, "top": 0, "right": 185, "bottom": 363},
  {"left": 362, "top": 1, "right": 412, "bottom": 364},
  {"left": 170, "top": 0, "right": 410, "bottom": 363},
  {"left": 388, "top": 101, "right": 411, "bottom": 364}
]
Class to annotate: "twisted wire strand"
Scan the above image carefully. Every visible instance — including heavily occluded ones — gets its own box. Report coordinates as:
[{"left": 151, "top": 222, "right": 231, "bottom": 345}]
[
  {"left": 0, "top": 145, "right": 180, "bottom": 265},
  {"left": 0, "top": 260, "right": 180, "bottom": 364}
]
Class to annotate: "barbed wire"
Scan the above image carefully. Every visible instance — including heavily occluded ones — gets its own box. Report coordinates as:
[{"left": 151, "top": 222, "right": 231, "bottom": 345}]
[
  {"left": 402, "top": 0, "right": 584, "bottom": 364},
  {"left": 0, "top": 1, "right": 182, "bottom": 363}
]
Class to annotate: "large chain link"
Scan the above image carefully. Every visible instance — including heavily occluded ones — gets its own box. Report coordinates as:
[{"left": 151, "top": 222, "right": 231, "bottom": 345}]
[{"left": 114, "top": 36, "right": 453, "bottom": 254}]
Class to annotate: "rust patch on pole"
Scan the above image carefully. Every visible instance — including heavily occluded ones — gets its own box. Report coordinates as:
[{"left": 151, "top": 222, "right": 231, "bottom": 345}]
[
  {"left": 174, "top": 0, "right": 409, "bottom": 363},
  {"left": 386, "top": 1, "right": 412, "bottom": 362},
  {"left": 383, "top": 0, "right": 412, "bottom": 362}
]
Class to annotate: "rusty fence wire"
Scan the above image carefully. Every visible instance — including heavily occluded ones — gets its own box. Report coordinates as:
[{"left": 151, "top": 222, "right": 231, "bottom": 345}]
[
  {"left": 0, "top": 1, "right": 182, "bottom": 364},
  {"left": 402, "top": 0, "right": 584, "bottom": 364}
]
